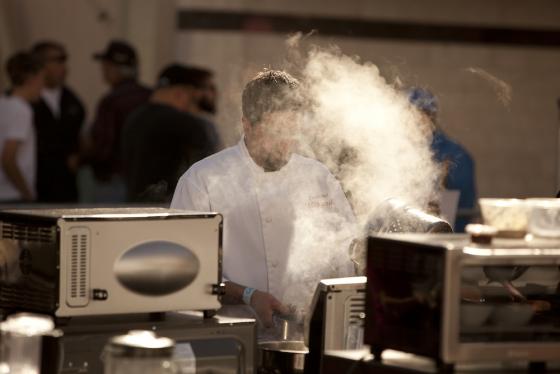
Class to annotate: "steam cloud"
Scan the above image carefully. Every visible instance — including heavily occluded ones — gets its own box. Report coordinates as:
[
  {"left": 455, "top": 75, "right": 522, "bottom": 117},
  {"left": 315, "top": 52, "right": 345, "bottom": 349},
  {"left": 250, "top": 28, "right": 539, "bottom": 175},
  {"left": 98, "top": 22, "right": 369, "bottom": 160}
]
[
  {"left": 300, "top": 47, "right": 442, "bottom": 224},
  {"left": 273, "top": 39, "right": 443, "bottom": 323},
  {"left": 465, "top": 67, "right": 512, "bottom": 106}
]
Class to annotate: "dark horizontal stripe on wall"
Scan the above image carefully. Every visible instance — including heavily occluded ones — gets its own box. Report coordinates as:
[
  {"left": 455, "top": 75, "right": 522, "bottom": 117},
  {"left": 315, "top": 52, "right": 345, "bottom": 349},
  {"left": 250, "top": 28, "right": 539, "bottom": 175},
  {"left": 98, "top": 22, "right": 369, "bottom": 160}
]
[{"left": 177, "top": 10, "right": 560, "bottom": 48}]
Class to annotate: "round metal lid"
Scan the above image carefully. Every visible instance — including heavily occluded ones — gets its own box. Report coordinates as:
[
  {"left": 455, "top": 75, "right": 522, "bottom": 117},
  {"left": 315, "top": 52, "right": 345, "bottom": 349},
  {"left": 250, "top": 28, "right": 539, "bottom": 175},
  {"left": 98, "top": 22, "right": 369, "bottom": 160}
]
[
  {"left": 0, "top": 313, "right": 55, "bottom": 336},
  {"left": 106, "top": 330, "right": 175, "bottom": 358}
]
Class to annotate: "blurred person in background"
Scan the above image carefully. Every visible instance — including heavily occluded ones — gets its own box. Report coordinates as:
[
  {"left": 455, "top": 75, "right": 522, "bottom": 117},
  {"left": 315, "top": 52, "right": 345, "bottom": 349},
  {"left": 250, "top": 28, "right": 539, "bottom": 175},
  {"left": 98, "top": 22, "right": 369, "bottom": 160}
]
[
  {"left": 31, "top": 41, "right": 85, "bottom": 203},
  {"left": 408, "top": 87, "right": 477, "bottom": 232},
  {"left": 83, "top": 40, "right": 151, "bottom": 203},
  {"left": 557, "top": 98, "right": 560, "bottom": 198},
  {"left": 191, "top": 67, "right": 216, "bottom": 115},
  {"left": 0, "top": 52, "right": 44, "bottom": 203},
  {"left": 122, "top": 64, "right": 219, "bottom": 203},
  {"left": 184, "top": 66, "right": 222, "bottom": 149}
]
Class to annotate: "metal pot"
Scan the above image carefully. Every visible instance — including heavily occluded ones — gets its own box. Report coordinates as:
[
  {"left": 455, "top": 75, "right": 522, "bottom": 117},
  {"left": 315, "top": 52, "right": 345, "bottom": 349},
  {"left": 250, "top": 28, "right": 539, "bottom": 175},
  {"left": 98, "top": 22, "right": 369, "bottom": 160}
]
[
  {"left": 368, "top": 198, "right": 453, "bottom": 234},
  {"left": 258, "top": 341, "right": 308, "bottom": 374}
]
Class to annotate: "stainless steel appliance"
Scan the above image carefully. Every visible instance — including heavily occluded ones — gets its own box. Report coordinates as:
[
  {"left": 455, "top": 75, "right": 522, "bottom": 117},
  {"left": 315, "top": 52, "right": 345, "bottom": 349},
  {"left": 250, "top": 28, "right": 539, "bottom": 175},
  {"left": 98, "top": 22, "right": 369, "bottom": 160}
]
[
  {"left": 0, "top": 208, "right": 223, "bottom": 317},
  {"left": 304, "top": 276, "right": 366, "bottom": 373},
  {"left": 57, "top": 312, "right": 256, "bottom": 374},
  {"left": 368, "top": 199, "right": 453, "bottom": 234},
  {"left": 365, "top": 233, "right": 560, "bottom": 371}
]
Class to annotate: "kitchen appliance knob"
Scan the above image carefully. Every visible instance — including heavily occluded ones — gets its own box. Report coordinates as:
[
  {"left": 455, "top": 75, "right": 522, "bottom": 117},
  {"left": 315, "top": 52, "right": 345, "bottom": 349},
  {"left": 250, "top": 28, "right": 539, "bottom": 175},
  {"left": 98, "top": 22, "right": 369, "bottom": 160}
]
[
  {"left": 93, "top": 289, "right": 109, "bottom": 300},
  {"left": 212, "top": 283, "right": 226, "bottom": 296}
]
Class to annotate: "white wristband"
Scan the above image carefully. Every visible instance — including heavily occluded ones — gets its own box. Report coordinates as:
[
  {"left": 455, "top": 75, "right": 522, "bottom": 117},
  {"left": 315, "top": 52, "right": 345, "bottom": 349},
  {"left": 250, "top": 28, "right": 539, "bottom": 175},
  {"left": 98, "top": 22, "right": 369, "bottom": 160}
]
[{"left": 242, "top": 287, "right": 256, "bottom": 305}]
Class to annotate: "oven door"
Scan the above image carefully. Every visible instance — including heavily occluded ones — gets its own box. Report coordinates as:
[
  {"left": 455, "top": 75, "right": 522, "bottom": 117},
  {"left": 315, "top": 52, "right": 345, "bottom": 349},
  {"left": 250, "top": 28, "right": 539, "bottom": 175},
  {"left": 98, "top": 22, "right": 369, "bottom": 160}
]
[{"left": 443, "top": 254, "right": 560, "bottom": 363}]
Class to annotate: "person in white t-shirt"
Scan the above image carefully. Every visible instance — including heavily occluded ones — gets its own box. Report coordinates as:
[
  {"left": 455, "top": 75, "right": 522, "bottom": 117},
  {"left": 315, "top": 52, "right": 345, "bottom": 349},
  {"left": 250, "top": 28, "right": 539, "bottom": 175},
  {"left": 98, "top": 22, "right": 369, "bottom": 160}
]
[
  {"left": 171, "top": 70, "right": 357, "bottom": 330},
  {"left": 0, "top": 52, "right": 44, "bottom": 202}
]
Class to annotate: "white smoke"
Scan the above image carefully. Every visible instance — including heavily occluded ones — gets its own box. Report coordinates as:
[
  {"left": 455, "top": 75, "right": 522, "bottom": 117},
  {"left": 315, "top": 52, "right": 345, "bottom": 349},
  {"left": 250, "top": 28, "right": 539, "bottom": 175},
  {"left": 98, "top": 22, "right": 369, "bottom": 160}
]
[
  {"left": 299, "top": 46, "right": 442, "bottom": 226},
  {"left": 465, "top": 67, "right": 512, "bottom": 107},
  {"left": 280, "top": 179, "right": 358, "bottom": 323},
  {"left": 275, "top": 41, "right": 443, "bottom": 322}
]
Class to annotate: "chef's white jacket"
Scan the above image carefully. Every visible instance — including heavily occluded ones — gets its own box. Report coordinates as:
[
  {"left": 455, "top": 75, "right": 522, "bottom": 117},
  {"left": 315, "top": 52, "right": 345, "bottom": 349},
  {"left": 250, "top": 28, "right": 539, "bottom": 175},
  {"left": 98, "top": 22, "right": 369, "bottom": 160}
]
[{"left": 171, "top": 138, "right": 357, "bottom": 319}]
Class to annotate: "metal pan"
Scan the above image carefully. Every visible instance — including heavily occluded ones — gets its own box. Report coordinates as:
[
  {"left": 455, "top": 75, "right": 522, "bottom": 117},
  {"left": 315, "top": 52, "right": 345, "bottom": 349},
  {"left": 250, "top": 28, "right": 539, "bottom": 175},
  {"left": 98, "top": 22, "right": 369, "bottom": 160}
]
[{"left": 258, "top": 340, "right": 308, "bottom": 374}]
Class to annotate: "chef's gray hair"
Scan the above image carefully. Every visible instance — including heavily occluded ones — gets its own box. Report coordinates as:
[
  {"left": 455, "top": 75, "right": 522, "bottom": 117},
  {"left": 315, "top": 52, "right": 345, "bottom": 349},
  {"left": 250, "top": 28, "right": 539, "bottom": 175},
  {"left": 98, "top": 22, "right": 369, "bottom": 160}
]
[{"left": 242, "top": 69, "right": 302, "bottom": 126}]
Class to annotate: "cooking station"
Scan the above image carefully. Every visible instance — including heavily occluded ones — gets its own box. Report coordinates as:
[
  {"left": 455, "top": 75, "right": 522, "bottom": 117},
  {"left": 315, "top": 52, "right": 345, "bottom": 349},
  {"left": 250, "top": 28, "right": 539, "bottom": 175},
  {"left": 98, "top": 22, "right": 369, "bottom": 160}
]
[
  {"left": 2, "top": 204, "right": 560, "bottom": 373},
  {"left": 56, "top": 312, "right": 256, "bottom": 374},
  {"left": 0, "top": 208, "right": 257, "bottom": 373},
  {"left": 321, "top": 350, "right": 560, "bottom": 374},
  {"left": 315, "top": 232, "right": 560, "bottom": 374}
]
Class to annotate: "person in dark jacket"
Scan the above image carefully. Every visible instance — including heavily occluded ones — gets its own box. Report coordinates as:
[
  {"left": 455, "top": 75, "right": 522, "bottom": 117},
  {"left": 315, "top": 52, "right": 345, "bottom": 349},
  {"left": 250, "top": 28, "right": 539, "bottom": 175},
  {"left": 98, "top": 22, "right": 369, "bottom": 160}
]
[
  {"left": 122, "top": 64, "right": 219, "bottom": 203},
  {"left": 31, "top": 41, "right": 85, "bottom": 202},
  {"left": 85, "top": 40, "right": 151, "bottom": 202},
  {"left": 176, "top": 66, "right": 222, "bottom": 150}
]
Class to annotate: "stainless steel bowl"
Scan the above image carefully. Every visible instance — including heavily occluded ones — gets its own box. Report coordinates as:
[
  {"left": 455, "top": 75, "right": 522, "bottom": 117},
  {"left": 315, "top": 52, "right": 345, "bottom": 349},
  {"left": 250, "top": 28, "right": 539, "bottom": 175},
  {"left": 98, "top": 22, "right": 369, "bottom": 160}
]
[{"left": 259, "top": 341, "right": 308, "bottom": 374}]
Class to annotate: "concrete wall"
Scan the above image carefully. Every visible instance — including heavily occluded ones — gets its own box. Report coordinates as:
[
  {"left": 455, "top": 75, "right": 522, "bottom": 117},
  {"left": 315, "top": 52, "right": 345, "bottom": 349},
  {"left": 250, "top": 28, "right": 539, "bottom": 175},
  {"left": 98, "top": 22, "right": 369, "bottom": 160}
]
[
  {"left": 0, "top": 0, "right": 125, "bottom": 120},
  {"left": 1, "top": 0, "right": 559, "bottom": 199},
  {"left": 175, "top": 0, "right": 560, "bottom": 199},
  {"left": 0, "top": 0, "right": 175, "bottom": 122}
]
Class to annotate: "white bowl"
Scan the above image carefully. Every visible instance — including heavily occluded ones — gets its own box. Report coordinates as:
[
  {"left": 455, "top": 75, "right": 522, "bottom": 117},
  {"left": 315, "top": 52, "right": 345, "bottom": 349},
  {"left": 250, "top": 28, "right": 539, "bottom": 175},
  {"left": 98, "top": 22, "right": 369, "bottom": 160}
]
[
  {"left": 479, "top": 198, "right": 529, "bottom": 231},
  {"left": 461, "top": 266, "right": 486, "bottom": 284},
  {"left": 518, "top": 266, "right": 560, "bottom": 283},
  {"left": 490, "top": 304, "right": 534, "bottom": 327},
  {"left": 460, "top": 304, "right": 493, "bottom": 328},
  {"left": 526, "top": 198, "right": 560, "bottom": 238}
]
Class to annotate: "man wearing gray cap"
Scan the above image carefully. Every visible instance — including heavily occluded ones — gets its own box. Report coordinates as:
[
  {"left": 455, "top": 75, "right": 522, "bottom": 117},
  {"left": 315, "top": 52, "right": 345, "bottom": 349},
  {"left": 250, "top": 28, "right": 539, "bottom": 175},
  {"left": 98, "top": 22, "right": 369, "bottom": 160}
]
[{"left": 84, "top": 40, "right": 151, "bottom": 202}]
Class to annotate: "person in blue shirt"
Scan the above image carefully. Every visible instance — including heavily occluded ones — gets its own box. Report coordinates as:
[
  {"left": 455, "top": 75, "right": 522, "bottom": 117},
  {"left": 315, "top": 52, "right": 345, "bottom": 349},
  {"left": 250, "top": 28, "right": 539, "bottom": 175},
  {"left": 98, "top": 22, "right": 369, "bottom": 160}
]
[{"left": 408, "top": 88, "right": 477, "bottom": 232}]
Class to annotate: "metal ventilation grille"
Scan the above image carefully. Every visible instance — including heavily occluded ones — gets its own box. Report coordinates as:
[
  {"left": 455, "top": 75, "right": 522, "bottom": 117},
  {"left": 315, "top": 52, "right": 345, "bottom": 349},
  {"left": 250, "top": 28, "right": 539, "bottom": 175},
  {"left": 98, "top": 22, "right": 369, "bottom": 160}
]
[
  {"left": 1, "top": 222, "right": 55, "bottom": 243},
  {"left": 67, "top": 228, "right": 90, "bottom": 307},
  {"left": 345, "top": 293, "right": 366, "bottom": 326}
]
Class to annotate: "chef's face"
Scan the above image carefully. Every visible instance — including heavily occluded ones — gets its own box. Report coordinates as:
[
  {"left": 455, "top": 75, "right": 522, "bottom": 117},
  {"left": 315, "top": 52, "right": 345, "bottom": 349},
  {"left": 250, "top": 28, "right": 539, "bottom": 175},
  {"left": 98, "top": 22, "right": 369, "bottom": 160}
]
[{"left": 245, "top": 110, "right": 300, "bottom": 171}]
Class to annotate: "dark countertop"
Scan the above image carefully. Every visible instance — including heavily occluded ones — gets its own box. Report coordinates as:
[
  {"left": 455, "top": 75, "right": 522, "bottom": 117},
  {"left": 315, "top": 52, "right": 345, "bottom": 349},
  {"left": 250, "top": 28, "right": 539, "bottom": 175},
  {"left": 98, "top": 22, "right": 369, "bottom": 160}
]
[
  {"left": 57, "top": 310, "right": 254, "bottom": 333},
  {"left": 323, "top": 349, "right": 560, "bottom": 374}
]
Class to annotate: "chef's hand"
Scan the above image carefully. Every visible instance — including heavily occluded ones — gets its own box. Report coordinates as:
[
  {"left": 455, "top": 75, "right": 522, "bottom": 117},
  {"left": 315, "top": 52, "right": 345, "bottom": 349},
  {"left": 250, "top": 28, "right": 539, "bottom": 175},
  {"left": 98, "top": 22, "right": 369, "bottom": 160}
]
[{"left": 250, "top": 290, "right": 290, "bottom": 327}]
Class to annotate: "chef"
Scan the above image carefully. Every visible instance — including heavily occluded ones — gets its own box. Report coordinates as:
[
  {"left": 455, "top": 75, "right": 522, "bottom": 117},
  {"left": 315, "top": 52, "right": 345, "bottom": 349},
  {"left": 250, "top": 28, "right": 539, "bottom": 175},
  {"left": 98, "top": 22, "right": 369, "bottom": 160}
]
[{"left": 171, "top": 70, "right": 356, "bottom": 330}]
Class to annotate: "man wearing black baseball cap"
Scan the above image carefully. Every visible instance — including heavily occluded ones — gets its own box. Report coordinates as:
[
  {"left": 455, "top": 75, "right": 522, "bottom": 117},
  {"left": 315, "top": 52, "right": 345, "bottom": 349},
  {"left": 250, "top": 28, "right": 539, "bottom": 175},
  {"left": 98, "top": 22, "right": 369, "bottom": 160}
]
[
  {"left": 85, "top": 39, "right": 151, "bottom": 202},
  {"left": 121, "top": 63, "right": 220, "bottom": 203},
  {"left": 93, "top": 40, "right": 137, "bottom": 69}
]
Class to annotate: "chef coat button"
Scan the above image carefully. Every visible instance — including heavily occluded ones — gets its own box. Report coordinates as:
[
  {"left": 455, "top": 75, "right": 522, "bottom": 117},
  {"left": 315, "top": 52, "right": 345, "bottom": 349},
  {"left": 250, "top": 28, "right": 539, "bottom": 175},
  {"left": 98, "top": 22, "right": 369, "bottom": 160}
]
[
  {"left": 271, "top": 262, "right": 278, "bottom": 268},
  {"left": 265, "top": 217, "right": 272, "bottom": 224}
]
